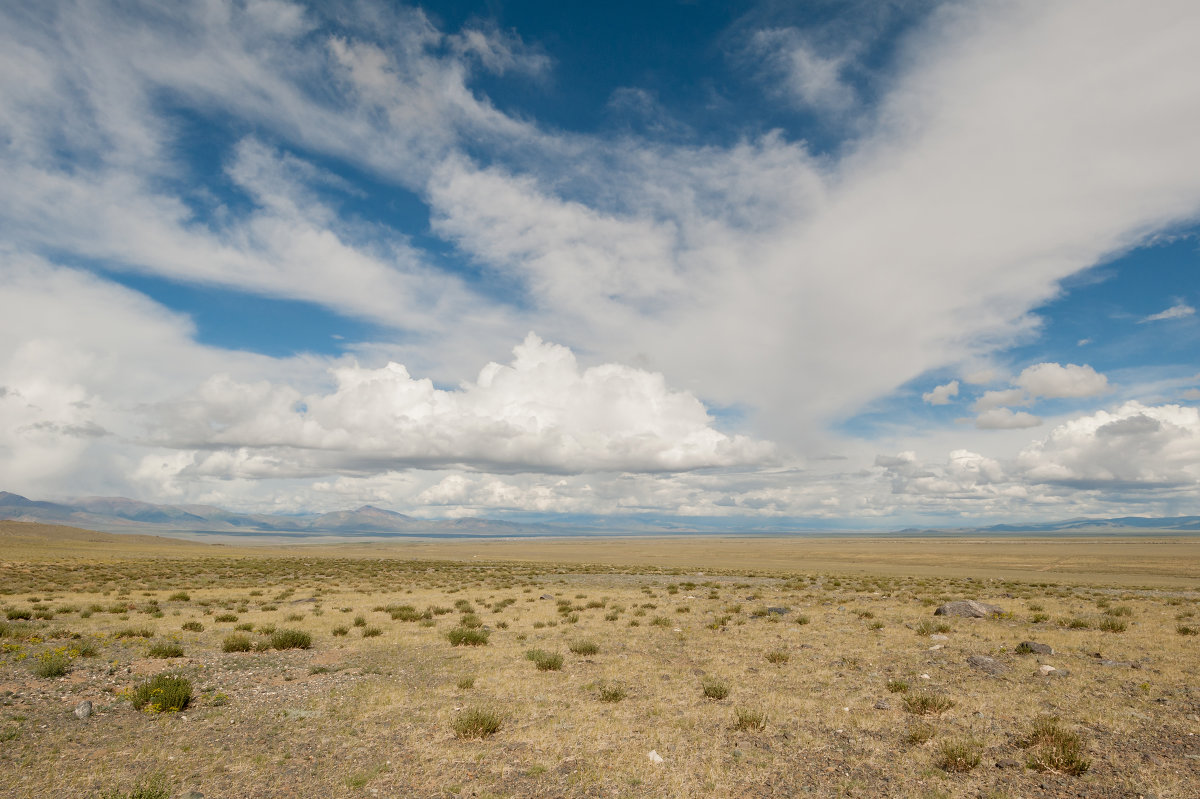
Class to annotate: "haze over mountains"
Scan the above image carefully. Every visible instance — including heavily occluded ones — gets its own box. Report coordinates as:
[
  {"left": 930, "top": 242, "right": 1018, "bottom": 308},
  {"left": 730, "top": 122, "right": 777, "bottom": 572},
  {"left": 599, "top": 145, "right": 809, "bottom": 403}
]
[{"left": 2, "top": 491, "right": 1199, "bottom": 540}]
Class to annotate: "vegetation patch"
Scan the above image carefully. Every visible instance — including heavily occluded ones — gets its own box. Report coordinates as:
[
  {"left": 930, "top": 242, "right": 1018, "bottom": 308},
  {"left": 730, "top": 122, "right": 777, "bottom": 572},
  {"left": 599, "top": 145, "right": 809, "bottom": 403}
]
[
  {"left": 452, "top": 707, "right": 502, "bottom": 739},
  {"left": 132, "top": 674, "right": 192, "bottom": 713}
]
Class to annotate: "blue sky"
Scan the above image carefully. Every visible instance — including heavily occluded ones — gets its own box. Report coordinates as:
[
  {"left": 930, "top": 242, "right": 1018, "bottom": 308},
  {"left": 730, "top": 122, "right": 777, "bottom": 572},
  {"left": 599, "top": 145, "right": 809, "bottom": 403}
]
[{"left": 1, "top": 0, "right": 1199, "bottom": 527}]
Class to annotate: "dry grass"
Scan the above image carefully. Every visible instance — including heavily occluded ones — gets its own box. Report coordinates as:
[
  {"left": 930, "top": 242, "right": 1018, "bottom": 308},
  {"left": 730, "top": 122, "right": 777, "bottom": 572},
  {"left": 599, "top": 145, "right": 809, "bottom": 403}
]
[{"left": 0, "top": 524, "right": 1196, "bottom": 798}]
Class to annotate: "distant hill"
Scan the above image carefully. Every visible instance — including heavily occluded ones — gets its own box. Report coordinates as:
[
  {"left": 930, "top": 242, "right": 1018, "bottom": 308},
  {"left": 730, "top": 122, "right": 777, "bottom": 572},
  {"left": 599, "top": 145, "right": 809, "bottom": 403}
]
[{"left": 0, "top": 491, "right": 549, "bottom": 538}]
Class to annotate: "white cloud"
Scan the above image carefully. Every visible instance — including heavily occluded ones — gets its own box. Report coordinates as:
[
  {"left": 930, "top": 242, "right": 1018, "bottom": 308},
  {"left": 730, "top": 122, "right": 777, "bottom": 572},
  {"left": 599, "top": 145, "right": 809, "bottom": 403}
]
[
  {"left": 1015, "top": 362, "right": 1109, "bottom": 400},
  {"left": 974, "top": 408, "right": 1042, "bottom": 430},
  {"left": 1140, "top": 301, "right": 1196, "bottom": 322},
  {"left": 147, "top": 333, "right": 773, "bottom": 477},
  {"left": 973, "top": 388, "right": 1027, "bottom": 411},
  {"left": 1016, "top": 401, "right": 1200, "bottom": 488},
  {"left": 750, "top": 28, "right": 857, "bottom": 114},
  {"left": 922, "top": 380, "right": 959, "bottom": 405}
]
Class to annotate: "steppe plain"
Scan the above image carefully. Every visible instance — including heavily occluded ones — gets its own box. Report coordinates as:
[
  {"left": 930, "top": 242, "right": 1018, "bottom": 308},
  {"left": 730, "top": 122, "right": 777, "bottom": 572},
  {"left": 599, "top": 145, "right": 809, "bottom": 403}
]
[{"left": 1, "top": 520, "right": 1197, "bottom": 799}]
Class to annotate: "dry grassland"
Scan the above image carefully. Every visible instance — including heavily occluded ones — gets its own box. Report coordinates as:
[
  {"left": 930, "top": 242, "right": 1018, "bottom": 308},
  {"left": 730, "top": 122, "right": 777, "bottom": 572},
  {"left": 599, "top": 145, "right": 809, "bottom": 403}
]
[{"left": 0, "top": 521, "right": 1198, "bottom": 799}]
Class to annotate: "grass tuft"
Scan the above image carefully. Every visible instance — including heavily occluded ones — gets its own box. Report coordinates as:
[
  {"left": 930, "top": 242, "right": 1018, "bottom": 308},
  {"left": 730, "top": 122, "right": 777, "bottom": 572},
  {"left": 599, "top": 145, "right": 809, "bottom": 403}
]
[
  {"left": 1020, "top": 717, "right": 1090, "bottom": 775},
  {"left": 934, "top": 738, "right": 982, "bottom": 772},
  {"left": 452, "top": 707, "right": 502, "bottom": 739},
  {"left": 732, "top": 707, "right": 766, "bottom": 731},
  {"left": 701, "top": 676, "right": 731, "bottom": 700},
  {"left": 903, "top": 692, "right": 954, "bottom": 715},
  {"left": 132, "top": 674, "right": 192, "bottom": 713},
  {"left": 568, "top": 639, "right": 599, "bottom": 656},
  {"left": 446, "top": 627, "right": 489, "bottom": 646},
  {"left": 270, "top": 629, "right": 312, "bottom": 650},
  {"left": 525, "top": 648, "right": 564, "bottom": 671},
  {"left": 222, "top": 634, "right": 252, "bottom": 652}
]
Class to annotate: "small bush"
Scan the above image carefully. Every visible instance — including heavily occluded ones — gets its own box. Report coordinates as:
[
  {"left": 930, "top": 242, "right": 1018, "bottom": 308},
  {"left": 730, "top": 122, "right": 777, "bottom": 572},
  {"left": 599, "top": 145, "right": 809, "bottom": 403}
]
[
  {"left": 361, "top": 626, "right": 383, "bottom": 638},
  {"left": 180, "top": 621, "right": 203, "bottom": 632},
  {"left": 222, "top": 634, "right": 252, "bottom": 653},
  {"left": 331, "top": 625, "right": 349, "bottom": 637},
  {"left": 905, "top": 722, "right": 936, "bottom": 745},
  {"left": 147, "top": 641, "right": 184, "bottom": 659},
  {"left": 213, "top": 613, "right": 238, "bottom": 623},
  {"left": 31, "top": 650, "right": 71, "bottom": 678},
  {"left": 525, "top": 648, "right": 563, "bottom": 671},
  {"left": 99, "top": 772, "right": 171, "bottom": 799},
  {"left": 1177, "top": 624, "right": 1198, "bottom": 636},
  {"left": 460, "top": 614, "right": 483, "bottom": 629},
  {"left": 270, "top": 629, "right": 312, "bottom": 650},
  {"left": 5, "top": 609, "right": 32, "bottom": 621},
  {"left": 903, "top": 692, "right": 954, "bottom": 715},
  {"left": 1098, "top": 617, "right": 1127, "bottom": 633},
  {"left": 1030, "top": 612, "right": 1051, "bottom": 623},
  {"left": 701, "top": 677, "right": 730, "bottom": 700},
  {"left": 234, "top": 622, "right": 253, "bottom": 631},
  {"left": 1063, "top": 618, "right": 1090, "bottom": 629},
  {"left": 447, "top": 627, "right": 489, "bottom": 646},
  {"left": 1020, "top": 717, "right": 1090, "bottom": 775},
  {"left": 935, "top": 738, "right": 982, "bottom": 772},
  {"left": 795, "top": 614, "right": 810, "bottom": 625},
  {"left": 597, "top": 682, "right": 626, "bottom": 703},
  {"left": 353, "top": 615, "right": 367, "bottom": 627},
  {"left": 168, "top": 592, "right": 190, "bottom": 602},
  {"left": 1105, "top": 605, "right": 1133, "bottom": 617},
  {"left": 132, "top": 674, "right": 191, "bottom": 713},
  {"left": 733, "top": 707, "right": 766, "bottom": 731},
  {"left": 256, "top": 623, "right": 276, "bottom": 635},
  {"left": 765, "top": 650, "right": 789, "bottom": 664},
  {"left": 457, "top": 676, "right": 475, "bottom": 690},
  {"left": 886, "top": 679, "right": 910, "bottom": 693},
  {"left": 114, "top": 627, "right": 154, "bottom": 639},
  {"left": 452, "top": 707, "right": 502, "bottom": 739},
  {"left": 569, "top": 640, "right": 599, "bottom": 656}
]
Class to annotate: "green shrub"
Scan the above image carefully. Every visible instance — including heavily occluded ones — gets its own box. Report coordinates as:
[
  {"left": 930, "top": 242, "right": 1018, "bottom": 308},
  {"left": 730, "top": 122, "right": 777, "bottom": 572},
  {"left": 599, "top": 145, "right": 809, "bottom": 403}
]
[
  {"left": 1020, "top": 717, "right": 1090, "bottom": 775},
  {"left": 525, "top": 648, "right": 563, "bottom": 671},
  {"left": 214, "top": 613, "right": 238, "bottom": 623},
  {"left": 5, "top": 609, "right": 32, "bottom": 621},
  {"left": 1098, "top": 617, "right": 1127, "bottom": 633},
  {"left": 30, "top": 649, "right": 72, "bottom": 678},
  {"left": 114, "top": 627, "right": 154, "bottom": 639},
  {"left": 701, "top": 677, "right": 730, "bottom": 700},
  {"left": 597, "top": 682, "right": 626, "bottom": 702},
  {"left": 147, "top": 641, "right": 184, "bottom": 658},
  {"left": 732, "top": 707, "right": 766, "bottom": 731},
  {"left": 905, "top": 722, "right": 936, "bottom": 745},
  {"left": 1177, "top": 624, "right": 1198, "bottom": 636},
  {"left": 568, "top": 640, "right": 599, "bottom": 656},
  {"left": 765, "top": 650, "right": 789, "bottom": 664},
  {"left": 457, "top": 676, "right": 475, "bottom": 690},
  {"left": 132, "top": 674, "right": 191, "bottom": 713},
  {"left": 168, "top": 592, "right": 190, "bottom": 602},
  {"left": 935, "top": 738, "right": 982, "bottom": 772},
  {"left": 180, "top": 621, "right": 203, "bottom": 632},
  {"left": 886, "top": 679, "right": 910, "bottom": 693},
  {"left": 331, "top": 625, "right": 349, "bottom": 636},
  {"left": 270, "top": 629, "right": 312, "bottom": 650},
  {"left": 452, "top": 707, "right": 502, "bottom": 739},
  {"left": 361, "top": 626, "right": 383, "bottom": 638},
  {"left": 222, "top": 634, "right": 252, "bottom": 652},
  {"left": 903, "top": 692, "right": 954, "bottom": 715},
  {"left": 1030, "top": 612, "right": 1051, "bottom": 623},
  {"left": 446, "top": 627, "right": 489, "bottom": 646},
  {"left": 99, "top": 772, "right": 171, "bottom": 799},
  {"left": 460, "top": 614, "right": 483, "bottom": 629}
]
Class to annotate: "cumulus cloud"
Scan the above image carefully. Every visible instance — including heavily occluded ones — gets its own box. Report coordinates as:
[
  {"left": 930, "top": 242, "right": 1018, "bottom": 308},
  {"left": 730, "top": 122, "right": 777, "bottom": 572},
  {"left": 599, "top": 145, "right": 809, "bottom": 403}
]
[
  {"left": 1014, "top": 362, "right": 1109, "bottom": 400},
  {"left": 922, "top": 380, "right": 958, "bottom": 405},
  {"left": 974, "top": 408, "right": 1042, "bottom": 430},
  {"left": 1016, "top": 402, "right": 1200, "bottom": 488},
  {"left": 750, "top": 28, "right": 857, "bottom": 114},
  {"left": 147, "top": 333, "right": 773, "bottom": 477},
  {"left": 1140, "top": 301, "right": 1196, "bottom": 322}
]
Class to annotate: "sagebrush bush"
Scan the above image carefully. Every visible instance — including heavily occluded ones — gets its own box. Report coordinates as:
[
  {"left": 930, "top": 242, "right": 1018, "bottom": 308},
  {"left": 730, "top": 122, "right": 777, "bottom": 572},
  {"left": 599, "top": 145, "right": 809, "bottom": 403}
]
[
  {"left": 568, "top": 640, "right": 599, "bottom": 656},
  {"left": 935, "top": 738, "right": 982, "bottom": 772},
  {"left": 271, "top": 629, "right": 312, "bottom": 650},
  {"left": 1020, "top": 717, "right": 1090, "bottom": 775},
  {"left": 30, "top": 649, "right": 71, "bottom": 678},
  {"left": 525, "top": 648, "right": 563, "bottom": 671},
  {"left": 132, "top": 674, "right": 192, "bottom": 713},
  {"left": 447, "top": 627, "right": 489, "bottom": 646},
  {"left": 597, "top": 682, "right": 626, "bottom": 702},
  {"left": 180, "top": 621, "right": 203, "bottom": 632},
  {"left": 147, "top": 641, "right": 184, "bottom": 658},
  {"left": 701, "top": 677, "right": 730, "bottom": 700},
  {"left": 452, "top": 707, "right": 502, "bottom": 739},
  {"left": 222, "top": 634, "right": 252, "bottom": 652}
]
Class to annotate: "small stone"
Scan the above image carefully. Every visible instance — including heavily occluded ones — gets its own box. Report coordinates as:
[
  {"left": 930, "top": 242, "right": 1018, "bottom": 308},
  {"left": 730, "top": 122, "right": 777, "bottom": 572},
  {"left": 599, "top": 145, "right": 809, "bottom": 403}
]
[
  {"left": 647, "top": 750, "right": 664, "bottom": 764},
  {"left": 930, "top": 634, "right": 949, "bottom": 642},
  {"left": 766, "top": 606, "right": 790, "bottom": 615},
  {"left": 539, "top": 594, "right": 554, "bottom": 600},
  {"left": 1038, "top": 664, "right": 1057, "bottom": 676},
  {"left": 934, "top": 600, "right": 1005, "bottom": 618},
  {"left": 967, "top": 654, "right": 1007, "bottom": 675},
  {"left": 180, "top": 793, "right": 205, "bottom": 799},
  {"left": 874, "top": 699, "right": 890, "bottom": 710},
  {"left": 73, "top": 701, "right": 92, "bottom": 720},
  {"left": 1017, "top": 641, "right": 1053, "bottom": 655},
  {"left": 996, "top": 758, "right": 1021, "bottom": 770}
]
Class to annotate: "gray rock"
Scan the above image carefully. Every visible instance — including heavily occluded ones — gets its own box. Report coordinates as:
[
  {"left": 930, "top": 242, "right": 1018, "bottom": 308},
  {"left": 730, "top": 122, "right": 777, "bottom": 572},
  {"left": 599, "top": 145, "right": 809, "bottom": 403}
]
[
  {"left": 180, "top": 793, "right": 205, "bottom": 799},
  {"left": 1016, "top": 641, "right": 1053, "bottom": 655},
  {"left": 995, "top": 758, "right": 1021, "bottom": 770},
  {"left": 539, "top": 594, "right": 554, "bottom": 600},
  {"left": 934, "top": 600, "right": 1005, "bottom": 618},
  {"left": 766, "top": 607, "right": 790, "bottom": 615},
  {"left": 930, "top": 634, "right": 949, "bottom": 642},
  {"left": 967, "top": 654, "right": 1007, "bottom": 675},
  {"left": 73, "top": 700, "right": 92, "bottom": 720},
  {"left": 874, "top": 699, "right": 890, "bottom": 710}
]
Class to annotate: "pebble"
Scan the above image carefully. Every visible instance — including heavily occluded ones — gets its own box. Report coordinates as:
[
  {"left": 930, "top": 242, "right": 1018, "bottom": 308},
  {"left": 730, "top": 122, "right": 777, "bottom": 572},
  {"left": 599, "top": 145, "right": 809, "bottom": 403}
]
[
  {"left": 73, "top": 701, "right": 92, "bottom": 720},
  {"left": 647, "top": 750, "right": 664, "bottom": 764}
]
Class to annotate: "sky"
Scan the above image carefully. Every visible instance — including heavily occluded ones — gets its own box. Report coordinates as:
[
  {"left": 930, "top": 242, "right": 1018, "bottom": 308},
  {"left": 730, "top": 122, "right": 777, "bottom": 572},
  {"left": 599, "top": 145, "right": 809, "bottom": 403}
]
[{"left": 1, "top": 0, "right": 1199, "bottom": 529}]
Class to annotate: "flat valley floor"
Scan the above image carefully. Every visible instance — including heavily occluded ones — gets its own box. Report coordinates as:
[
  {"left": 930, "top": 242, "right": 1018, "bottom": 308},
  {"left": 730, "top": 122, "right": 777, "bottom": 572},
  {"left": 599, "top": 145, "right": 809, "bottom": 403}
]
[{"left": 1, "top": 521, "right": 1197, "bottom": 798}]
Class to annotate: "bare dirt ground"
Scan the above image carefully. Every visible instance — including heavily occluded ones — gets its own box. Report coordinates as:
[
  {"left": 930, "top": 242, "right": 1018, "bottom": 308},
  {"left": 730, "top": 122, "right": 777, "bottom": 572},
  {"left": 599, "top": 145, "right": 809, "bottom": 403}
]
[{"left": 1, "top": 521, "right": 1197, "bottom": 798}]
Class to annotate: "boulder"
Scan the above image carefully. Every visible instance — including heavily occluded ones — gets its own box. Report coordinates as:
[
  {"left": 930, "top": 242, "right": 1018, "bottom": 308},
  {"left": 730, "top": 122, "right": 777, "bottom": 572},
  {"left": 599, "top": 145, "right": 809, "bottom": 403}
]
[
  {"left": 1016, "top": 641, "right": 1053, "bottom": 655},
  {"left": 934, "top": 600, "right": 1004, "bottom": 618},
  {"left": 966, "top": 654, "right": 1007, "bottom": 675},
  {"left": 73, "top": 700, "right": 92, "bottom": 720}
]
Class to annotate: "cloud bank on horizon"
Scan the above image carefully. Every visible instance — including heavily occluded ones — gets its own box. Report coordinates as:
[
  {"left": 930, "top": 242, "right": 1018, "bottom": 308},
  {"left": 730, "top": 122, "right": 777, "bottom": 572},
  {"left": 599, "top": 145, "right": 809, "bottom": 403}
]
[{"left": 1, "top": 0, "right": 1199, "bottom": 526}]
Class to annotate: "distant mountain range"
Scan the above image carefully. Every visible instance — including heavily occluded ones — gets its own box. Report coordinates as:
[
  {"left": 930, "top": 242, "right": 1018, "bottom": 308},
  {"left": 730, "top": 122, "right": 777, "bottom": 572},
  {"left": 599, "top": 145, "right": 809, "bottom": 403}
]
[
  {"left": 0, "top": 491, "right": 554, "bottom": 538},
  {"left": 2, "top": 490, "right": 1199, "bottom": 539}
]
